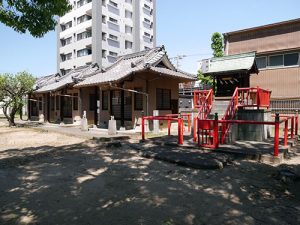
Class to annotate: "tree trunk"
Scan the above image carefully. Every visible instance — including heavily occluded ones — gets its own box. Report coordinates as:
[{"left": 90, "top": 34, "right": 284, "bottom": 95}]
[{"left": 9, "top": 108, "right": 17, "bottom": 127}]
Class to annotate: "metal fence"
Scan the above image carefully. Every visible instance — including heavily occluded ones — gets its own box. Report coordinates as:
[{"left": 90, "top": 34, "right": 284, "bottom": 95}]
[{"left": 270, "top": 99, "right": 300, "bottom": 114}]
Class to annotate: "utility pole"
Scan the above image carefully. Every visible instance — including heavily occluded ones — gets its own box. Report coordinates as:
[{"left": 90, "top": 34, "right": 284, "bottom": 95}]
[{"left": 170, "top": 55, "right": 187, "bottom": 69}]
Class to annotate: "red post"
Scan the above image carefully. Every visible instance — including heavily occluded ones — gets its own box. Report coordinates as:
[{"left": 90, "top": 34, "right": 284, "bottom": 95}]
[
  {"left": 284, "top": 119, "right": 288, "bottom": 146},
  {"left": 213, "top": 113, "right": 219, "bottom": 149},
  {"left": 291, "top": 116, "right": 294, "bottom": 139},
  {"left": 193, "top": 117, "right": 197, "bottom": 142},
  {"left": 274, "top": 113, "right": 280, "bottom": 157},
  {"left": 142, "top": 117, "right": 145, "bottom": 140},
  {"left": 188, "top": 114, "right": 191, "bottom": 132},
  {"left": 168, "top": 119, "right": 171, "bottom": 136},
  {"left": 178, "top": 118, "right": 183, "bottom": 145}
]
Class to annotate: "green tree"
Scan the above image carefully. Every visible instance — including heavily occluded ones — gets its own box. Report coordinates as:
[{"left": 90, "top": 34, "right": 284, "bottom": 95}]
[
  {"left": 0, "top": 71, "right": 35, "bottom": 126},
  {"left": 211, "top": 32, "right": 224, "bottom": 57},
  {"left": 0, "top": 0, "right": 71, "bottom": 38},
  {"left": 197, "top": 70, "right": 213, "bottom": 87}
]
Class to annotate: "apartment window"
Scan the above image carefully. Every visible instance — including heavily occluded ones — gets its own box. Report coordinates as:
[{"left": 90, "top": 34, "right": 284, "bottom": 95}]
[
  {"left": 144, "top": 18, "right": 151, "bottom": 23},
  {"left": 109, "top": 51, "right": 118, "bottom": 57},
  {"left": 73, "top": 93, "right": 78, "bottom": 110},
  {"left": 284, "top": 53, "right": 299, "bottom": 66},
  {"left": 144, "top": 32, "right": 151, "bottom": 37},
  {"left": 38, "top": 97, "right": 42, "bottom": 110},
  {"left": 125, "top": 25, "right": 133, "bottom": 34},
  {"left": 77, "top": 48, "right": 92, "bottom": 57},
  {"left": 102, "top": 15, "right": 107, "bottom": 24},
  {"left": 109, "top": 34, "right": 118, "bottom": 40},
  {"left": 134, "top": 88, "right": 143, "bottom": 110},
  {"left": 61, "top": 37, "right": 72, "bottom": 46},
  {"left": 125, "top": 40, "right": 133, "bottom": 49},
  {"left": 102, "top": 50, "right": 107, "bottom": 58},
  {"left": 56, "top": 96, "right": 60, "bottom": 110},
  {"left": 89, "top": 94, "right": 96, "bottom": 111},
  {"left": 77, "top": 15, "right": 92, "bottom": 24},
  {"left": 102, "top": 91, "right": 109, "bottom": 110},
  {"left": 125, "top": 10, "right": 133, "bottom": 18},
  {"left": 109, "top": 0, "right": 118, "bottom": 7},
  {"left": 256, "top": 57, "right": 267, "bottom": 69},
  {"left": 77, "top": 0, "right": 91, "bottom": 8},
  {"left": 61, "top": 21, "right": 72, "bottom": 31},
  {"left": 102, "top": 32, "right": 107, "bottom": 41},
  {"left": 144, "top": 4, "right": 151, "bottom": 10},
  {"left": 156, "top": 89, "right": 171, "bottom": 110},
  {"left": 77, "top": 31, "right": 91, "bottom": 41},
  {"left": 62, "top": 53, "right": 72, "bottom": 62},
  {"left": 268, "top": 55, "right": 283, "bottom": 67},
  {"left": 109, "top": 17, "right": 118, "bottom": 24}
]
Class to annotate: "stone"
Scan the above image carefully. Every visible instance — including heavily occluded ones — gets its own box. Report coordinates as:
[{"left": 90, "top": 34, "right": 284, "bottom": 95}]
[
  {"left": 108, "top": 116, "right": 117, "bottom": 135},
  {"left": 153, "top": 110, "right": 159, "bottom": 134}
]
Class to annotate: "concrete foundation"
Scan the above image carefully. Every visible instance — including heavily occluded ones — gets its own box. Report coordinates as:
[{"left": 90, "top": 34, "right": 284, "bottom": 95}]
[{"left": 229, "top": 109, "right": 272, "bottom": 142}]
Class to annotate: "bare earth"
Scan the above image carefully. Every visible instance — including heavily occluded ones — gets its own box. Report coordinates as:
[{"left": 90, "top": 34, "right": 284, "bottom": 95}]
[{"left": 0, "top": 122, "right": 299, "bottom": 225}]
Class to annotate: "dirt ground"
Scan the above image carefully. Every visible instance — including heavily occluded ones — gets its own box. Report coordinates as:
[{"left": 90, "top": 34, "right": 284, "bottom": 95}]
[{"left": 0, "top": 121, "right": 300, "bottom": 225}]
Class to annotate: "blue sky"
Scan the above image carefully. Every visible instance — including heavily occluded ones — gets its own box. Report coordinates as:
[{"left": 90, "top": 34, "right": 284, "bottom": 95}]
[{"left": 0, "top": 0, "right": 299, "bottom": 77}]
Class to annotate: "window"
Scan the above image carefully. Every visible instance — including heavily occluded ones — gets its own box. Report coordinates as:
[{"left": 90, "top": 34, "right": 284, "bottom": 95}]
[
  {"left": 77, "top": 0, "right": 91, "bottom": 8},
  {"left": 109, "top": 0, "right": 118, "bottom": 7},
  {"left": 125, "top": 10, "right": 133, "bottom": 18},
  {"left": 77, "top": 15, "right": 92, "bottom": 24},
  {"left": 144, "top": 32, "right": 151, "bottom": 37},
  {"left": 284, "top": 53, "right": 299, "bottom": 66},
  {"left": 134, "top": 88, "right": 143, "bottom": 110},
  {"left": 256, "top": 57, "right": 267, "bottom": 69},
  {"left": 109, "top": 17, "right": 118, "bottom": 23},
  {"left": 102, "top": 91, "right": 109, "bottom": 110},
  {"left": 56, "top": 96, "right": 60, "bottom": 110},
  {"left": 102, "top": 49, "right": 107, "bottom": 58},
  {"left": 125, "top": 40, "right": 133, "bottom": 49},
  {"left": 144, "top": 18, "right": 150, "bottom": 23},
  {"left": 38, "top": 97, "right": 42, "bottom": 110},
  {"left": 156, "top": 88, "right": 171, "bottom": 110},
  {"left": 89, "top": 94, "right": 96, "bottom": 111},
  {"left": 144, "top": 4, "right": 151, "bottom": 10},
  {"left": 61, "top": 53, "right": 72, "bottom": 62},
  {"left": 109, "top": 51, "right": 118, "bottom": 57},
  {"left": 73, "top": 93, "right": 78, "bottom": 110},
  {"left": 77, "top": 31, "right": 91, "bottom": 41},
  {"left": 268, "top": 55, "right": 283, "bottom": 67},
  {"left": 61, "top": 37, "right": 72, "bottom": 46},
  {"left": 102, "top": 15, "right": 107, "bottom": 24},
  {"left": 109, "top": 34, "right": 118, "bottom": 40},
  {"left": 61, "top": 21, "right": 72, "bottom": 31},
  {"left": 125, "top": 25, "right": 133, "bottom": 34},
  {"left": 77, "top": 48, "right": 92, "bottom": 57},
  {"left": 102, "top": 32, "right": 107, "bottom": 41}
]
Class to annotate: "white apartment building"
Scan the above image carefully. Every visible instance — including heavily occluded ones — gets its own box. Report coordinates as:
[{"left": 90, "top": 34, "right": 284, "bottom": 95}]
[{"left": 57, "top": 0, "right": 156, "bottom": 75}]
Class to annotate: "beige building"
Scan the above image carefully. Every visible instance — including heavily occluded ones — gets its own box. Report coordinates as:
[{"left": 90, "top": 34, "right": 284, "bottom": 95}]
[
  {"left": 29, "top": 46, "right": 196, "bottom": 128},
  {"left": 223, "top": 18, "right": 300, "bottom": 107}
]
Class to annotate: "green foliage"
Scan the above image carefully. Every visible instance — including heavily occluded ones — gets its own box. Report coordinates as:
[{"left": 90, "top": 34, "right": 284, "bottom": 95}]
[
  {"left": 0, "top": 0, "right": 71, "bottom": 37},
  {"left": 0, "top": 71, "right": 35, "bottom": 126},
  {"left": 211, "top": 32, "right": 224, "bottom": 57},
  {"left": 197, "top": 70, "right": 213, "bottom": 86}
]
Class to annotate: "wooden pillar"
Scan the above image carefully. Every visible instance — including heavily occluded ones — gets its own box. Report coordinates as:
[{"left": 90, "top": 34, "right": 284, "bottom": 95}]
[
  {"left": 121, "top": 88, "right": 125, "bottom": 127},
  {"left": 94, "top": 86, "right": 98, "bottom": 125}
]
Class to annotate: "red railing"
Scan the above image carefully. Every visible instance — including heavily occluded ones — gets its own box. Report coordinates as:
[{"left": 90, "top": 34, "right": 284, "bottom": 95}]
[
  {"left": 197, "top": 113, "right": 298, "bottom": 156},
  {"left": 193, "top": 89, "right": 214, "bottom": 142},
  {"left": 221, "top": 87, "right": 271, "bottom": 144},
  {"left": 141, "top": 115, "right": 185, "bottom": 145}
]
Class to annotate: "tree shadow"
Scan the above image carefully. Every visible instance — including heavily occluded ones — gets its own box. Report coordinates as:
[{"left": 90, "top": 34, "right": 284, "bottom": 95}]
[{"left": 0, "top": 140, "right": 299, "bottom": 225}]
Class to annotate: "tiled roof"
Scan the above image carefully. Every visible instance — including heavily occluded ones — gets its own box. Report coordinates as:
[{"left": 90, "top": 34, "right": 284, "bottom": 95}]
[
  {"left": 75, "top": 46, "right": 196, "bottom": 87},
  {"left": 202, "top": 52, "right": 257, "bottom": 75},
  {"left": 35, "top": 63, "right": 99, "bottom": 93}
]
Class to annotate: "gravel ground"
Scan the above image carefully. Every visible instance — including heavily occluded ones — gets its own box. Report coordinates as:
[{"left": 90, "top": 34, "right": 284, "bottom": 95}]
[{"left": 0, "top": 122, "right": 300, "bottom": 225}]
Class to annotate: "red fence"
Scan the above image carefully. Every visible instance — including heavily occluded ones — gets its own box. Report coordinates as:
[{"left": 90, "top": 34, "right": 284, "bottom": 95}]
[
  {"left": 141, "top": 113, "right": 192, "bottom": 145},
  {"left": 222, "top": 87, "right": 272, "bottom": 144},
  {"left": 197, "top": 113, "right": 298, "bottom": 157}
]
